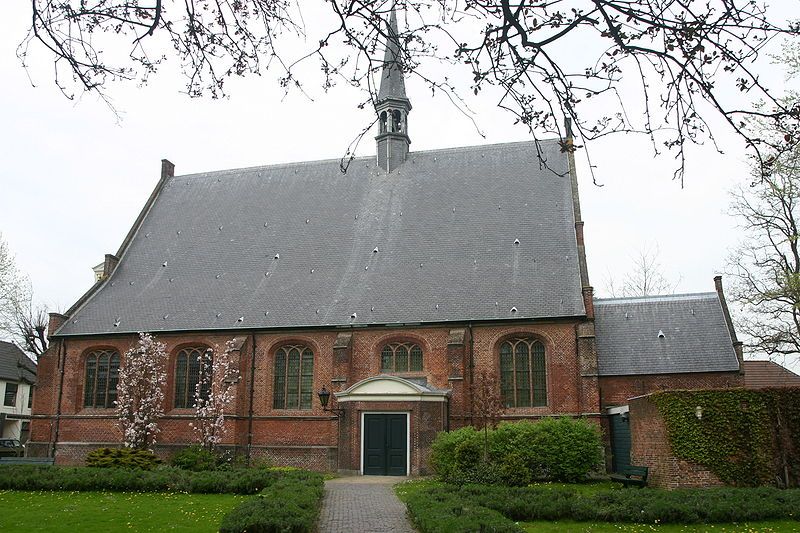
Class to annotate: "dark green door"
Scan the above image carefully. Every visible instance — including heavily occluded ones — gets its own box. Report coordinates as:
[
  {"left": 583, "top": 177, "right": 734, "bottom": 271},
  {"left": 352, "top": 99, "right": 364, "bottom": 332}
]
[
  {"left": 364, "top": 414, "right": 407, "bottom": 476},
  {"left": 610, "top": 413, "right": 632, "bottom": 473}
]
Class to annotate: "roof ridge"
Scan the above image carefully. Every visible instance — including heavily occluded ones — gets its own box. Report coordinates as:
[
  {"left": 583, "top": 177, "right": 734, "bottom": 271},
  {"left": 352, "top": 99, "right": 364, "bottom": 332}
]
[
  {"left": 174, "top": 139, "right": 563, "bottom": 179},
  {"left": 594, "top": 292, "right": 718, "bottom": 304}
]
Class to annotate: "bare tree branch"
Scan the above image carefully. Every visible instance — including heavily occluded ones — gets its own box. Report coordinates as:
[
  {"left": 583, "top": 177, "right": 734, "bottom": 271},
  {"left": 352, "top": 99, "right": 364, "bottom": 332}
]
[
  {"left": 17, "top": 0, "right": 800, "bottom": 182},
  {"left": 727, "top": 99, "right": 800, "bottom": 366},
  {"left": 0, "top": 233, "right": 48, "bottom": 360},
  {"left": 604, "top": 244, "right": 680, "bottom": 297}
]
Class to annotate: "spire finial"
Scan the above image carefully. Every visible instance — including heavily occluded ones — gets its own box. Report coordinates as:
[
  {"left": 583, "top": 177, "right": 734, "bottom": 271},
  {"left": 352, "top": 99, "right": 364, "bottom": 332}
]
[
  {"left": 377, "top": 5, "right": 408, "bottom": 103},
  {"left": 375, "top": 4, "right": 411, "bottom": 172}
]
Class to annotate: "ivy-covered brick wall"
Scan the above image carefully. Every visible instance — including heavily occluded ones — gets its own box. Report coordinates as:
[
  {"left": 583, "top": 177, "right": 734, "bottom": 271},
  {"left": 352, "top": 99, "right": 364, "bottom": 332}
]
[{"left": 630, "top": 388, "right": 800, "bottom": 489}]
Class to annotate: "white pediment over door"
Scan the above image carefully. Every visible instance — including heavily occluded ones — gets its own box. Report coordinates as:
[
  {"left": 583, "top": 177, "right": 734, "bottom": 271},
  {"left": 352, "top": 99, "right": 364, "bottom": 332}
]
[{"left": 335, "top": 375, "right": 449, "bottom": 403}]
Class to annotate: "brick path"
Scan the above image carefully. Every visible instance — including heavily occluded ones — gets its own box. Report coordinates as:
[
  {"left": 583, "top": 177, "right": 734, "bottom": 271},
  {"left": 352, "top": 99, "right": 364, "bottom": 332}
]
[{"left": 318, "top": 476, "right": 416, "bottom": 533}]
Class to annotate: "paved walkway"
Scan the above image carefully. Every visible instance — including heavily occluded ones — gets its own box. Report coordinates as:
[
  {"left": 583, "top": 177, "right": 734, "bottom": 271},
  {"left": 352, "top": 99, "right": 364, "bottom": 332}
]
[{"left": 318, "top": 476, "right": 416, "bottom": 533}]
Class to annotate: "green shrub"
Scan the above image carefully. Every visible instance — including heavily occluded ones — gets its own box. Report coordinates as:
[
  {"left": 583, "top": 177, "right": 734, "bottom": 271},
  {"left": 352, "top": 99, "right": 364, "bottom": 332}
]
[
  {"left": 171, "top": 445, "right": 219, "bottom": 471},
  {"left": 0, "top": 464, "right": 277, "bottom": 494},
  {"left": 218, "top": 470, "right": 324, "bottom": 533},
  {"left": 431, "top": 418, "right": 602, "bottom": 485},
  {"left": 430, "top": 425, "right": 482, "bottom": 481},
  {"left": 495, "top": 453, "right": 533, "bottom": 487},
  {"left": 85, "top": 447, "right": 162, "bottom": 470},
  {"left": 529, "top": 418, "right": 602, "bottom": 482}
]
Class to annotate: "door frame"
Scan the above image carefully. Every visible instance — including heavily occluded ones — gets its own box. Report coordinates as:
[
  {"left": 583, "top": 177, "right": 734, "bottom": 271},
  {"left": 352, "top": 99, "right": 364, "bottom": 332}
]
[{"left": 360, "top": 411, "right": 410, "bottom": 476}]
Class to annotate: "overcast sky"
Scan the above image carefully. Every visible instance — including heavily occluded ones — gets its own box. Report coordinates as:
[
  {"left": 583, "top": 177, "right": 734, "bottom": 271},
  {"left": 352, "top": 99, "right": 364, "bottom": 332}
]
[{"left": 1, "top": 2, "right": 798, "bottom": 369}]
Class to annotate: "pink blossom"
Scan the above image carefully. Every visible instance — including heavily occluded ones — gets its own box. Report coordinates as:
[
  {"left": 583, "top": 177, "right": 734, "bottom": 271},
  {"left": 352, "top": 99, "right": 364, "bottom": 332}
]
[
  {"left": 192, "top": 339, "right": 240, "bottom": 450},
  {"left": 115, "top": 332, "right": 168, "bottom": 450}
]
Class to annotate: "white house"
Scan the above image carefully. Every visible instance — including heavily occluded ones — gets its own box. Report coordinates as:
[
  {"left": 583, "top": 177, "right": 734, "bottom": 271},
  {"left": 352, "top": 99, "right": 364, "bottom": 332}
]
[{"left": 0, "top": 341, "right": 36, "bottom": 442}]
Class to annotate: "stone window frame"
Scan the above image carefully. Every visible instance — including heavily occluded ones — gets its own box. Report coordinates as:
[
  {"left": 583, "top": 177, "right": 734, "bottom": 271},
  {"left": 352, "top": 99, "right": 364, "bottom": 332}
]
[
  {"left": 498, "top": 335, "right": 548, "bottom": 408},
  {"left": 272, "top": 344, "right": 315, "bottom": 411},
  {"left": 173, "top": 345, "right": 212, "bottom": 409},
  {"left": 82, "top": 348, "right": 121, "bottom": 409},
  {"left": 380, "top": 341, "right": 424, "bottom": 373}
]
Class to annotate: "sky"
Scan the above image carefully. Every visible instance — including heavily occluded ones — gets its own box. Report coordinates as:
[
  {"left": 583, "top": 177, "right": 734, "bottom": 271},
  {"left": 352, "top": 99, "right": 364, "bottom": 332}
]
[{"left": 1, "top": 2, "right": 798, "bottom": 370}]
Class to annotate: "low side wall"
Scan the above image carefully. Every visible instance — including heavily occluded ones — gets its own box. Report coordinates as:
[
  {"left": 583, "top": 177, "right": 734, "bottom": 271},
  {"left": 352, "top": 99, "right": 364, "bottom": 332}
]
[
  {"left": 24, "top": 441, "right": 337, "bottom": 471},
  {"left": 629, "top": 395, "right": 724, "bottom": 489}
]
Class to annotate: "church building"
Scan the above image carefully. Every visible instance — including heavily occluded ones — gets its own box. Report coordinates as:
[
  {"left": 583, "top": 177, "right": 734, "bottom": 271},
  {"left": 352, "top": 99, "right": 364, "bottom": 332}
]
[{"left": 29, "top": 10, "right": 744, "bottom": 475}]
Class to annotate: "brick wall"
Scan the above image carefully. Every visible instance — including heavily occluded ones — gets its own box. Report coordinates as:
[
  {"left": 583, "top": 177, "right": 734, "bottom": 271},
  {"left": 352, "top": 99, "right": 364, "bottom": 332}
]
[
  {"left": 599, "top": 372, "right": 743, "bottom": 407},
  {"left": 31, "top": 319, "right": 595, "bottom": 471},
  {"left": 628, "top": 394, "right": 724, "bottom": 489}
]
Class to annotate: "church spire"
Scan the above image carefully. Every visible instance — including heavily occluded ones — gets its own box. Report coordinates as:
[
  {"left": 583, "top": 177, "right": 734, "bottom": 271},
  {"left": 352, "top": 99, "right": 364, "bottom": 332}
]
[
  {"left": 375, "top": 5, "right": 411, "bottom": 172},
  {"left": 377, "top": 8, "right": 408, "bottom": 103}
]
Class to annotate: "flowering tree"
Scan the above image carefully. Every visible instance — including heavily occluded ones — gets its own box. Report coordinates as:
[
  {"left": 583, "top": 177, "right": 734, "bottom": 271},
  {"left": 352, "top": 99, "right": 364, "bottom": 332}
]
[
  {"left": 116, "top": 332, "right": 168, "bottom": 449},
  {"left": 191, "top": 340, "right": 240, "bottom": 450}
]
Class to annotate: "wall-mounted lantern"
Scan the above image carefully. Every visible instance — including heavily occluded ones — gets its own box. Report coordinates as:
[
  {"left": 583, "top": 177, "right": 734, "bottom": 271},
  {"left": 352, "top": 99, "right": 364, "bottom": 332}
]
[
  {"left": 318, "top": 386, "right": 344, "bottom": 415},
  {"left": 695, "top": 405, "right": 703, "bottom": 420}
]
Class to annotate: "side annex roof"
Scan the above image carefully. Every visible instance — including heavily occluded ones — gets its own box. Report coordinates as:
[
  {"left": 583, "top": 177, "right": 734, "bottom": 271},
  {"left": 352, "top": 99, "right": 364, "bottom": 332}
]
[{"left": 594, "top": 292, "right": 741, "bottom": 376}]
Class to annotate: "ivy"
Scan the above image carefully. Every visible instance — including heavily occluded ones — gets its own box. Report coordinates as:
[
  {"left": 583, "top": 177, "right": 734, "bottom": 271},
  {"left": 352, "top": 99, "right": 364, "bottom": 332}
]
[{"left": 651, "top": 389, "right": 800, "bottom": 487}]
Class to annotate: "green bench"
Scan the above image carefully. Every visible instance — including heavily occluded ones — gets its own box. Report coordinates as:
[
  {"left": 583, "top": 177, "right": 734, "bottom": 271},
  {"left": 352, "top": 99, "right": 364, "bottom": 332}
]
[
  {"left": 0, "top": 457, "right": 55, "bottom": 466},
  {"left": 610, "top": 465, "right": 649, "bottom": 488}
]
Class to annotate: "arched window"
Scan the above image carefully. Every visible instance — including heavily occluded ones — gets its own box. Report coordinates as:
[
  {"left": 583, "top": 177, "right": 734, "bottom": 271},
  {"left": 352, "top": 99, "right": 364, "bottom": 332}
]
[
  {"left": 84, "top": 349, "right": 120, "bottom": 408},
  {"left": 392, "top": 109, "right": 402, "bottom": 132},
  {"left": 174, "top": 347, "right": 211, "bottom": 409},
  {"left": 380, "top": 111, "right": 388, "bottom": 133},
  {"left": 273, "top": 345, "right": 314, "bottom": 410},
  {"left": 380, "top": 342, "right": 423, "bottom": 372},
  {"left": 499, "top": 337, "right": 547, "bottom": 407}
]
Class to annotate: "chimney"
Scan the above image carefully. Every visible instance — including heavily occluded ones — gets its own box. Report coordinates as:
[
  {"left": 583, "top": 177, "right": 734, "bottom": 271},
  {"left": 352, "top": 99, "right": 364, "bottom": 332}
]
[
  {"left": 48, "top": 313, "right": 68, "bottom": 337},
  {"left": 103, "top": 254, "right": 119, "bottom": 279},
  {"left": 161, "top": 159, "right": 175, "bottom": 180}
]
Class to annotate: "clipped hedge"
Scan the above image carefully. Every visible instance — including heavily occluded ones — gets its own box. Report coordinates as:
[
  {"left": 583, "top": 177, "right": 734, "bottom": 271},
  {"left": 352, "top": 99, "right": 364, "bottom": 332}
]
[
  {"left": 431, "top": 418, "right": 602, "bottom": 485},
  {"left": 0, "top": 465, "right": 276, "bottom": 494},
  {"left": 405, "top": 487, "right": 522, "bottom": 533},
  {"left": 406, "top": 483, "right": 800, "bottom": 526},
  {"left": 651, "top": 388, "right": 800, "bottom": 487},
  {"left": 218, "top": 470, "right": 325, "bottom": 533},
  {"left": 85, "top": 447, "right": 162, "bottom": 470}
]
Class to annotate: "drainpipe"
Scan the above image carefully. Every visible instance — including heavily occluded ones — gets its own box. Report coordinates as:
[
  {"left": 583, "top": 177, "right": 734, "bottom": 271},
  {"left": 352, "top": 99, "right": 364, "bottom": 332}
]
[
  {"left": 51, "top": 339, "right": 67, "bottom": 459},
  {"left": 246, "top": 333, "right": 257, "bottom": 466},
  {"left": 444, "top": 397, "right": 450, "bottom": 432},
  {"left": 468, "top": 322, "right": 475, "bottom": 426}
]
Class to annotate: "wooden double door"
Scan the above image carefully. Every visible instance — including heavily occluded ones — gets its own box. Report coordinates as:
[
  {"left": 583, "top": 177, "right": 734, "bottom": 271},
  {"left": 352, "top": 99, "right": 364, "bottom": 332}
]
[{"left": 363, "top": 413, "right": 408, "bottom": 476}]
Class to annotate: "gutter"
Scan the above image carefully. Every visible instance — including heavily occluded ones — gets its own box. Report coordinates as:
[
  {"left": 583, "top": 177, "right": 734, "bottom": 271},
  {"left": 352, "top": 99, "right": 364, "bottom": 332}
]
[{"left": 52, "top": 314, "right": 589, "bottom": 339}]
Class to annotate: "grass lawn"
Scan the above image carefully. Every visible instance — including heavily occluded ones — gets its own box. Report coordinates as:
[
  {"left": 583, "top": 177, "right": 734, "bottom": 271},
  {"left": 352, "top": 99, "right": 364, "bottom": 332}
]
[{"left": 0, "top": 490, "right": 246, "bottom": 532}]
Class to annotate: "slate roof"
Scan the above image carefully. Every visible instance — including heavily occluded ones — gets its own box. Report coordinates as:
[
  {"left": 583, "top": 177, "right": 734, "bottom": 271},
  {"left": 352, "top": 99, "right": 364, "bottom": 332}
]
[
  {"left": 743, "top": 360, "right": 800, "bottom": 388},
  {"left": 56, "top": 139, "right": 585, "bottom": 336},
  {"left": 0, "top": 341, "right": 36, "bottom": 384},
  {"left": 595, "top": 292, "right": 740, "bottom": 376}
]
